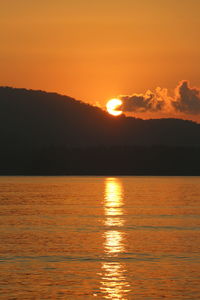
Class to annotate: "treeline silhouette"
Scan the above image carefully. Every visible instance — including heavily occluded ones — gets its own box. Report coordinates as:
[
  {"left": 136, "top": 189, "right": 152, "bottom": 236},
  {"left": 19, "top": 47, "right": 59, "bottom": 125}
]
[
  {"left": 0, "top": 87, "right": 200, "bottom": 175},
  {"left": 0, "top": 146, "right": 200, "bottom": 175}
]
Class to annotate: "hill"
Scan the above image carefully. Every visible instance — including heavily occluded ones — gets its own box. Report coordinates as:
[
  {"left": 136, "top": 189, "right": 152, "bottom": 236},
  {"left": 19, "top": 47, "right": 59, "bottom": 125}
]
[{"left": 0, "top": 87, "right": 200, "bottom": 174}]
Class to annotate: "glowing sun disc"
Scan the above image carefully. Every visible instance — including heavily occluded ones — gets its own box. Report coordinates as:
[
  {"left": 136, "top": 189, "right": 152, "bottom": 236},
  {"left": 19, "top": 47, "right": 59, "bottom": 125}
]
[{"left": 106, "top": 99, "right": 122, "bottom": 116}]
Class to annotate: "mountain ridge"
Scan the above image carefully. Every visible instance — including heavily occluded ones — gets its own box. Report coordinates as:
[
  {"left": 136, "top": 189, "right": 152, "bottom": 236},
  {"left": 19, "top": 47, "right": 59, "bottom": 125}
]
[
  {"left": 0, "top": 86, "right": 199, "bottom": 148},
  {"left": 0, "top": 86, "right": 200, "bottom": 175}
]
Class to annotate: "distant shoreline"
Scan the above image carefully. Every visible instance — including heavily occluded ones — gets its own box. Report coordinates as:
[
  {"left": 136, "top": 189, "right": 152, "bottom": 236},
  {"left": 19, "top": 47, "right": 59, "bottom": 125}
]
[
  {"left": 1, "top": 145, "right": 200, "bottom": 177},
  {"left": 1, "top": 172, "right": 200, "bottom": 176}
]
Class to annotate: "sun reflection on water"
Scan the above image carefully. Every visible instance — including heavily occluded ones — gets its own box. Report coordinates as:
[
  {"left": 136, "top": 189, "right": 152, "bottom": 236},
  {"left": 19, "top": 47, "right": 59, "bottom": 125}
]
[
  {"left": 101, "top": 262, "right": 130, "bottom": 300},
  {"left": 104, "top": 230, "right": 124, "bottom": 254},
  {"left": 104, "top": 177, "right": 124, "bottom": 226},
  {"left": 100, "top": 178, "right": 130, "bottom": 299}
]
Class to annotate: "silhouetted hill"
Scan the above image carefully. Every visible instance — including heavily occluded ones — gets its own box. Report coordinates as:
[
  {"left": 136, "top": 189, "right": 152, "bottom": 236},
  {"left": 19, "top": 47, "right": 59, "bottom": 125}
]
[
  {"left": 0, "top": 87, "right": 200, "bottom": 174},
  {"left": 0, "top": 86, "right": 200, "bottom": 148}
]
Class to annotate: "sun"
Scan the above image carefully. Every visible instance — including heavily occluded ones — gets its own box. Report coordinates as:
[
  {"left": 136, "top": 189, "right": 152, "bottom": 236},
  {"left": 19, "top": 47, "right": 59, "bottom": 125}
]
[{"left": 106, "top": 99, "right": 122, "bottom": 116}]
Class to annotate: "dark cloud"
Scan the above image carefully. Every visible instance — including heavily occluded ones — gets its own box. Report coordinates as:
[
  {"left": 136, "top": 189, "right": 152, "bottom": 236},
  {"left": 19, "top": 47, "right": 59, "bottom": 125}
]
[
  {"left": 119, "top": 80, "right": 200, "bottom": 115},
  {"left": 121, "top": 90, "right": 165, "bottom": 113},
  {"left": 173, "top": 81, "right": 200, "bottom": 114}
]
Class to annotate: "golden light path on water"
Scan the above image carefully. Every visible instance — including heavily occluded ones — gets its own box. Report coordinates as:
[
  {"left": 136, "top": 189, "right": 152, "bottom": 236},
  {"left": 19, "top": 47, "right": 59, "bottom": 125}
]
[{"left": 100, "top": 178, "right": 130, "bottom": 299}]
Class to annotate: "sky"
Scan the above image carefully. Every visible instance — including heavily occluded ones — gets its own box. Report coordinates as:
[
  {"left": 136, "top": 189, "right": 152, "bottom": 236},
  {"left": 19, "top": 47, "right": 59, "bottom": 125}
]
[{"left": 1, "top": 0, "right": 200, "bottom": 120}]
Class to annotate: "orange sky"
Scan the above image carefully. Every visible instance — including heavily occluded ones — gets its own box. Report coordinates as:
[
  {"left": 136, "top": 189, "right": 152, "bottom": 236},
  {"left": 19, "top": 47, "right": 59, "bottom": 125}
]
[{"left": 0, "top": 0, "right": 200, "bottom": 114}]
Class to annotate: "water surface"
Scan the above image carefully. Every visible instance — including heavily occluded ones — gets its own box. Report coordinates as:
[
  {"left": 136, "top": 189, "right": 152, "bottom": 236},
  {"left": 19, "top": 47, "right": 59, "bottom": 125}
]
[{"left": 0, "top": 176, "right": 200, "bottom": 299}]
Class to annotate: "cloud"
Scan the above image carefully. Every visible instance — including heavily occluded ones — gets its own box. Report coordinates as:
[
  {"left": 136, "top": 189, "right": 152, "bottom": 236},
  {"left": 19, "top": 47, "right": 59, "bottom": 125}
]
[
  {"left": 121, "top": 89, "right": 167, "bottom": 113},
  {"left": 120, "top": 80, "right": 200, "bottom": 115},
  {"left": 173, "top": 81, "right": 200, "bottom": 114}
]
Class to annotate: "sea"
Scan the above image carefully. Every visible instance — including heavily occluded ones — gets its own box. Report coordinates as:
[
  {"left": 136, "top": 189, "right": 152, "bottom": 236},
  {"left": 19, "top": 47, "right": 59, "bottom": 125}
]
[{"left": 0, "top": 176, "right": 200, "bottom": 299}]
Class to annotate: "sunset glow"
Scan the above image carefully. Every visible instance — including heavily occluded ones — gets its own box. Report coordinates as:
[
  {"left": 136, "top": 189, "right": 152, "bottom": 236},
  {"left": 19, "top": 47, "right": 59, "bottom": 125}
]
[
  {"left": 106, "top": 99, "right": 122, "bottom": 116},
  {"left": 1, "top": 0, "right": 199, "bottom": 119},
  {"left": 1, "top": 0, "right": 200, "bottom": 298}
]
